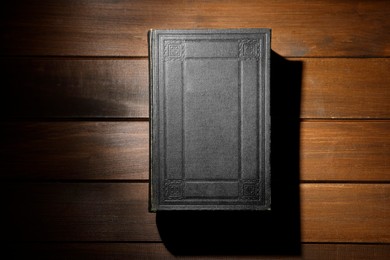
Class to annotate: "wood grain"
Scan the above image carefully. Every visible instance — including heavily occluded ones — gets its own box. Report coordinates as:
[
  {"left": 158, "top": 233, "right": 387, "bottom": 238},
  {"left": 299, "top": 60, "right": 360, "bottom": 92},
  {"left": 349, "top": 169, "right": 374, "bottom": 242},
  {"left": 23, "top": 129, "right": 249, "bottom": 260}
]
[
  {"left": 0, "top": 122, "right": 148, "bottom": 180},
  {"left": 2, "top": 243, "right": 389, "bottom": 260},
  {"left": 1, "top": 0, "right": 389, "bottom": 257},
  {"left": 1, "top": 58, "right": 389, "bottom": 119},
  {"left": 301, "top": 184, "right": 390, "bottom": 242},
  {"left": 1, "top": 183, "right": 158, "bottom": 242},
  {"left": 0, "top": 183, "right": 389, "bottom": 242},
  {"left": 300, "top": 121, "right": 390, "bottom": 181},
  {"left": 1, "top": 121, "right": 388, "bottom": 181},
  {"left": 0, "top": 58, "right": 148, "bottom": 118},
  {"left": 1, "top": 0, "right": 389, "bottom": 57},
  {"left": 299, "top": 58, "right": 390, "bottom": 119}
]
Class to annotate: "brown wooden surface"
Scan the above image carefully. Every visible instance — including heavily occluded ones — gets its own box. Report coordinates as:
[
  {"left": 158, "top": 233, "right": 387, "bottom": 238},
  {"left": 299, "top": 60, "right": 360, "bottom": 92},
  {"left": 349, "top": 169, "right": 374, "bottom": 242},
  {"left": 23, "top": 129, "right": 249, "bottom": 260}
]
[
  {"left": 1, "top": 183, "right": 389, "bottom": 243},
  {"left": 300, "top": 121, "right": 390, "bottom": 181},
  {"left": 301, "top": 184, "right": 390, "bottom": 243},
  {"left": 1, "top": 0, "right": 389, "bottom": 57},
  {"left": 299, "top": 58, "right": 390, "bottom": 119},
  {"left": 1, "top": 183, "right": 160, "bottom": 242},
  {"left": 0, "top": 121, "right": 148, "bottom": 180},
  {"left": 1, "top": 58, "right": 389, "bottom": 119},
  {"left": 2, "top": 243, "right": 390, "bottom": 260},
  {"left": 2, "top": 121, "right": 388, "bottom": 181},
  {"left": 0, "top": 58, "right": 148, "bottom": 118},
  {"left": 1, "top": 0, "right": 389, "bottom": 258}
]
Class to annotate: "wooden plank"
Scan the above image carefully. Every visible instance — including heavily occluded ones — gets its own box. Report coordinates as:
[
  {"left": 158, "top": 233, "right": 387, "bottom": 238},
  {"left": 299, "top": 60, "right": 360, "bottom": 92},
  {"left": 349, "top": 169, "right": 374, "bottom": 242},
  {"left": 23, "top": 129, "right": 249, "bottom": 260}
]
[
  {"left": 301, "top": 244, "right": 390, "bottom": 260},
  {"left": 301, "top": 121, "right": 390, "bottom": 181},
  {"left": 0, "top": 58, "right": 148, "bottom": 118},
  {"left": 1, "top": 0, "right": 389, "bottom": 57},
  {"left": 0, "top": 183, "right": 158, "bottom": 242},
  {"left": 301, "top": 184, "right": 390, "bottom": 242},
  {"left": 0, "top": 183, "right": 389, "bottom": 242},
  {"left": 2, "top": 243, "right": 390, "bottom": 260},
  {"left": 299, "top": 58, "right": 390, "bottom": 118},
  {"left": 1, "top": 121, "right": 388, "bottom": 181},
  {"left": 1, "top": 58, "right": 389, "bottom": 119},
  {"left": 0, "top": 122, "right": 148, "bottom": 180}
]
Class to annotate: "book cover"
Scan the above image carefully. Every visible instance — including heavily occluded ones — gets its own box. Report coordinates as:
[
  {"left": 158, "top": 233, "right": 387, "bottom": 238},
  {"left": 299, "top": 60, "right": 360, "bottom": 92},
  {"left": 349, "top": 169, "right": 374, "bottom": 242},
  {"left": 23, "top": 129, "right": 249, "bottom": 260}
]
[{"left": 149, "top": 29, "right": 271, "bottom": 211}]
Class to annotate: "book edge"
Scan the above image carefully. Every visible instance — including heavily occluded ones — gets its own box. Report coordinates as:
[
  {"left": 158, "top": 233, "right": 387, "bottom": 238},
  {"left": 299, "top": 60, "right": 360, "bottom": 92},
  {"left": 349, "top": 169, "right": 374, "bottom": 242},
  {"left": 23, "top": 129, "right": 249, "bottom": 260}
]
[{"left": 148, "top": 29, "right": 157, "bottom": 212}]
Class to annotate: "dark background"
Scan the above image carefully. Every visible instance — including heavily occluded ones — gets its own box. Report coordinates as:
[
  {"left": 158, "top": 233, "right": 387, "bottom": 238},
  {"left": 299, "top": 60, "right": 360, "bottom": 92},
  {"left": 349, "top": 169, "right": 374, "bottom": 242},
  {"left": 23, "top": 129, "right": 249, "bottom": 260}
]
[{"left": 0, "top": 0, "right": 389, "bottom": 259}]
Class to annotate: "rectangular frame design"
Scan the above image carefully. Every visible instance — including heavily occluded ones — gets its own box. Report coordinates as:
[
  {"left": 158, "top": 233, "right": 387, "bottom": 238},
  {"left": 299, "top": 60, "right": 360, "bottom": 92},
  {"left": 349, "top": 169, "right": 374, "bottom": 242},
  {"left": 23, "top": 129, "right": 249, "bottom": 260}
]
[{"left": 149, "top": 29, "right": 271, "bottom": 211}]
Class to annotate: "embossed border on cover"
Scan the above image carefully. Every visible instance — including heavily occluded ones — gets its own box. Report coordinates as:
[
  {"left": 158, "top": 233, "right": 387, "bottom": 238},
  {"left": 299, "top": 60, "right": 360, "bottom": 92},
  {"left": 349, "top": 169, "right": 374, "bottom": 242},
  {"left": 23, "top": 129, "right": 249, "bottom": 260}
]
[{"left": 149, "top": 29, "right": 271, "bottom": 211}]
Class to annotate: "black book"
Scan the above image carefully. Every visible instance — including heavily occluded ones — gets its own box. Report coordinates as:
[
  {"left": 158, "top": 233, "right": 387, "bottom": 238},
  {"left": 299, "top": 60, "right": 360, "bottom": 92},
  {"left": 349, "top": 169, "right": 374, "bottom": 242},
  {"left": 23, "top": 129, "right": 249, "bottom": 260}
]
[{"left": 149, "top": 29, "right": 271, "bottom": 211}]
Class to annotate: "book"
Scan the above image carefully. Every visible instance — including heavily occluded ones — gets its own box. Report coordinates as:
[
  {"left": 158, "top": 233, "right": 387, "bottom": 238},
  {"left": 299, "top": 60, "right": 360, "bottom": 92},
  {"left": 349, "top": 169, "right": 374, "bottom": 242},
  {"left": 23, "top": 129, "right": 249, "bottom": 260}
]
[{"left": 149, "top": 29, "right": 271, "bottom": 211}]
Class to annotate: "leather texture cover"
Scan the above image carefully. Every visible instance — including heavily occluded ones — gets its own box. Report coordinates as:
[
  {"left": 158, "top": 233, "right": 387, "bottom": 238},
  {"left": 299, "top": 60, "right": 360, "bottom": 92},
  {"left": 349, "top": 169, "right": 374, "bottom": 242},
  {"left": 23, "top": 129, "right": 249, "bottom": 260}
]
[{"left": 149, "top": 29, "right": 271, "bottom": 211}]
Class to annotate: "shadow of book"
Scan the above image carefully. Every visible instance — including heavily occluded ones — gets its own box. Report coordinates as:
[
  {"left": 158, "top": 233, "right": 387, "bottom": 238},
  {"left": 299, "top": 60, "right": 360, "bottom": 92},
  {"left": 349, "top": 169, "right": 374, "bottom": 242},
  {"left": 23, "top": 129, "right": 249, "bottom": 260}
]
[{"left": 156, "top": 51, "right": 302, "bottom": 255}]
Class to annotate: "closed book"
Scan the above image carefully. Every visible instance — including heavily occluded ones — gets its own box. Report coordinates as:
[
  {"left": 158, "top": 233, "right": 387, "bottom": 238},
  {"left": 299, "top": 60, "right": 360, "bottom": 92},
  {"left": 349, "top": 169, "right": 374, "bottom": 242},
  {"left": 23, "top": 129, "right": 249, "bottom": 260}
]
[{"left": 149, "top": 29, "right": 271, "bottom": 211}]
